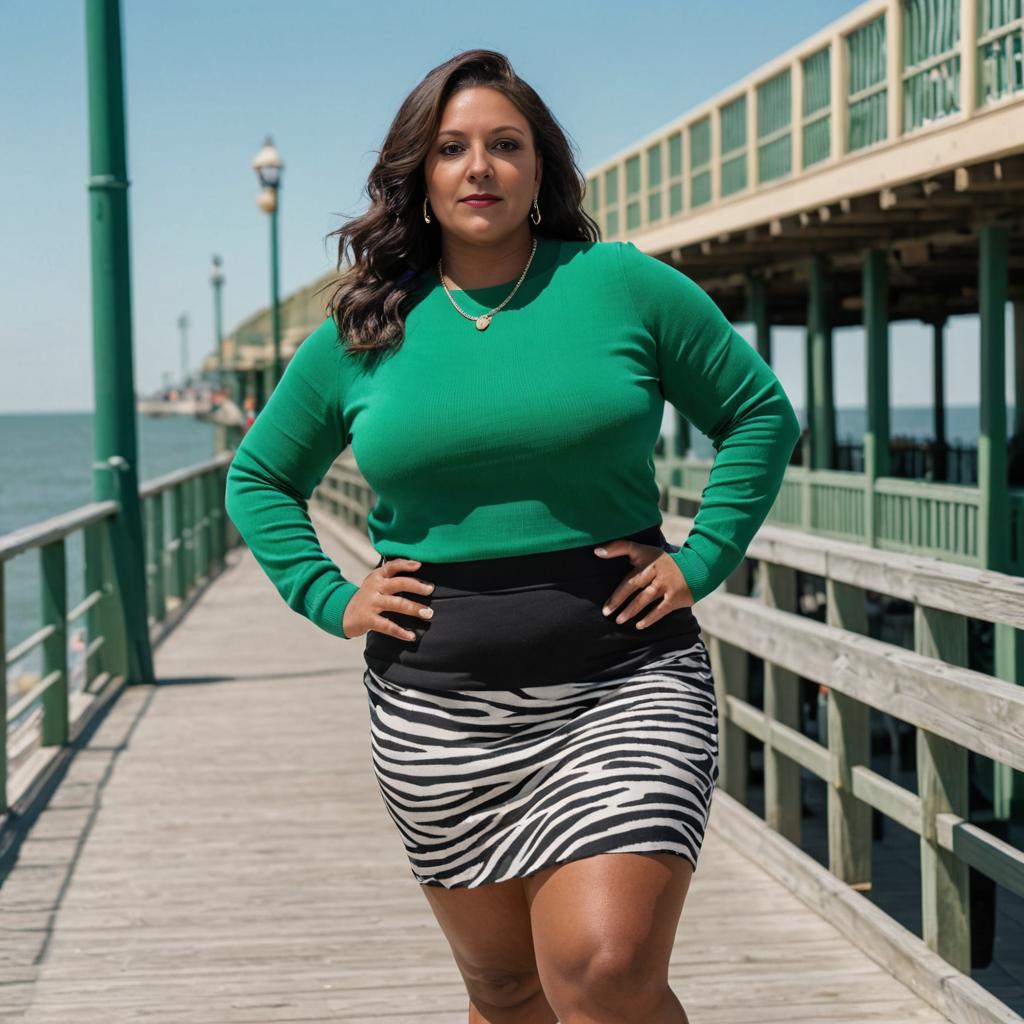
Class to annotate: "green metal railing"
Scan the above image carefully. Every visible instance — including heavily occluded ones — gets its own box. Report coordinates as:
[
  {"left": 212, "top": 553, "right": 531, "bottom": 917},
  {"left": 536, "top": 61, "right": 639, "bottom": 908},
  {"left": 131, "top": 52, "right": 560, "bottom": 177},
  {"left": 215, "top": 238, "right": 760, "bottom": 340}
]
[
  {"left": 688, "top": 117, "right": 712, "bottom": 209},
  {"left": 979, "top": 0, "right": 1024, "bottom": 104},
  {"left": 719, "top": 94, "right": 748, "bottom": 197},
  {"left": 756, "top": 68, "right": 793, "bottom": 183},
  {"left": 658, "top": 454, "right": 1024, "bottom": 571},
  {"left": 1, "top": 451, "right": 238, "bottom": 815},
  {"left": 903, "top": 0, "right": 962, "bottom": 131},
  {"left": 803, "top": 46, "right": 833, "bottom": 168}
]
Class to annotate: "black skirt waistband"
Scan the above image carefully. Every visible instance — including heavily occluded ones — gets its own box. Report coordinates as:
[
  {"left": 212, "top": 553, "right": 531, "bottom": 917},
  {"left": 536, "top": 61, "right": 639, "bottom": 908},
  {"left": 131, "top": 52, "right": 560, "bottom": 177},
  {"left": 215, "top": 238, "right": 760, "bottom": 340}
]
[{"left": 363, "top": 522, "right": 703, "bottom": 690}]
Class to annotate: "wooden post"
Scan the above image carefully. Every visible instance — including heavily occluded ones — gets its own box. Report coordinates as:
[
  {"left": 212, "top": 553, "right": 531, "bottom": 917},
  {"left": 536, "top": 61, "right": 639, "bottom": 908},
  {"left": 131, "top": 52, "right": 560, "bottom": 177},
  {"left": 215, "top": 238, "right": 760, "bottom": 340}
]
[
  {"left": 915, "top": 604, "right": 971, "bottom": 971},
  {"left": 761, "top": 562, "right": 802, "bottom": 843},
  {"left": 826, "top": 579, "right": 872, "bottom": 889},
  {"left": 708, "top": 561, "right": 750, "bottom": 804}
]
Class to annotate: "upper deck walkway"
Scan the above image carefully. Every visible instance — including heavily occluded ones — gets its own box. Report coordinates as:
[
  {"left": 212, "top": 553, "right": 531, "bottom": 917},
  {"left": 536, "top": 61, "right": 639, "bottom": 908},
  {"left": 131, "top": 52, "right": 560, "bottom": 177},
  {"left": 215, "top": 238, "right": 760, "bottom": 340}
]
[{"left": 0, "top": 510, "right": 966, "bottom": 1024}]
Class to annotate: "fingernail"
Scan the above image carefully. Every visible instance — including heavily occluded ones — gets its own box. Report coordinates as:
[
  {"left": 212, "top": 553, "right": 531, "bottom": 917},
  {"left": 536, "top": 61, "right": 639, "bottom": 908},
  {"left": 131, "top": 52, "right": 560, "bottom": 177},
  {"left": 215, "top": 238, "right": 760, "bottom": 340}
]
[
  {"left": 594, "top": 547, "right": 607, "bottom": 556},
  {"left": 419, "top": 607, "right": 433, "bottom": 618},
  {"left": 601, "top": 606, "right": 611, "bottom": 616}
]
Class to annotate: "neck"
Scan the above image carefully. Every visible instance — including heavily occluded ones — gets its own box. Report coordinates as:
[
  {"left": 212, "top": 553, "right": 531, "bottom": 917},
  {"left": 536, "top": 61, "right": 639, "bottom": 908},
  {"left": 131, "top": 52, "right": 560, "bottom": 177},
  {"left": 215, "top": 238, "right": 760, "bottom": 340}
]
[{"left": 439, "top": 230, "right": 537, "bottom": 291}]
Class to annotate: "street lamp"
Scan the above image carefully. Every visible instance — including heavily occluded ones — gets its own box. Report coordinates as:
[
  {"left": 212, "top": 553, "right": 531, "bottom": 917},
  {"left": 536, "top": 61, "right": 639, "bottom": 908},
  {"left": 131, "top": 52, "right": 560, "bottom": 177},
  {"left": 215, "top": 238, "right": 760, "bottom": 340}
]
[
  {"left": 252, "top": 135, "right": 283, "bottom": 389},
  {"left": 210, "top": 254, "right": 225, "bottom": 394},
  {"left": 177, "top": 312, "right": 189, "bottom": 391}
]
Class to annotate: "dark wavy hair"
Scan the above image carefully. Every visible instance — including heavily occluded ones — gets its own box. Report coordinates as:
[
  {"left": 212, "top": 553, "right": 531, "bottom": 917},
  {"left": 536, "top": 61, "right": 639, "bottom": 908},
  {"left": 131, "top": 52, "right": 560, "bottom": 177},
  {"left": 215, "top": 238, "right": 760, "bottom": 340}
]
[{"left": 319, "top": 49, "right": 600, "bottom": 354}]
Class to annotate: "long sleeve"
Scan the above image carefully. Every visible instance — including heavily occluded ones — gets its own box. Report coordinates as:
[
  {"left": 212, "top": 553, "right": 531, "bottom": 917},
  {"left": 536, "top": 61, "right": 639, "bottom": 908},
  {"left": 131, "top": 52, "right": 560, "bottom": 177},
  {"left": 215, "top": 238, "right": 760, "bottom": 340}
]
[
  {"left": 618, "top": 241, "right": 801, "bottom": 603},
  {"left": 224, "top": 316, "right": 360, "bottom": 639}
]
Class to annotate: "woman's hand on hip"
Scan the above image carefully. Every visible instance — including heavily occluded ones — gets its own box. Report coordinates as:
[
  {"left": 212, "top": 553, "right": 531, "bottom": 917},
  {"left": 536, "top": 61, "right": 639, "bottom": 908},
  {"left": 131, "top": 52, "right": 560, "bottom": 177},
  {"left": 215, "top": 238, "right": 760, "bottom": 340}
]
[
  {"left": 594, "top": 540, "right": 693, "bottom": 629},
  {"left": 342, "top": 558, "right": 435, "bottom": 641}
]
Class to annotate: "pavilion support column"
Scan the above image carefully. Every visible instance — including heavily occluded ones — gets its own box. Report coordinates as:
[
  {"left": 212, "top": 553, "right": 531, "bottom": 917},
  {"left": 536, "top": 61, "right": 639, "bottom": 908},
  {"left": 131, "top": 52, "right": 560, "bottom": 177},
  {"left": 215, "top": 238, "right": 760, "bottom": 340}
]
[
  {"left": 807, "top": 254, "right": 835, "bottom": 470},
  {"left": 1014, "top": 300, "right": 1024, "bottom": 437},
  {"left": 978, "top": 224, "right": 1022, "bottom": 819},
  {"left": 672, "top": 410, "right": 690, "bottom": 458},
  {"left": 863, "top": 250, "right": 890, "bottom": 546},
  {"left": 932, "top": 318, "right": 948, "bottom": 481},
  {"left": 747, "top": 269, "right": 771, "bottom": 365}
]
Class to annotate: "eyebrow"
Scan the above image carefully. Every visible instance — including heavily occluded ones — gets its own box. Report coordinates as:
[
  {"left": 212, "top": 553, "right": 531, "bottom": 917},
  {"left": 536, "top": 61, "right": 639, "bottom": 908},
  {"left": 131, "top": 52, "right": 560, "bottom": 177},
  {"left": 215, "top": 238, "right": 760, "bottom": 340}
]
[{"left": 436, "top": 125, "right": 526, "bottom": 138}]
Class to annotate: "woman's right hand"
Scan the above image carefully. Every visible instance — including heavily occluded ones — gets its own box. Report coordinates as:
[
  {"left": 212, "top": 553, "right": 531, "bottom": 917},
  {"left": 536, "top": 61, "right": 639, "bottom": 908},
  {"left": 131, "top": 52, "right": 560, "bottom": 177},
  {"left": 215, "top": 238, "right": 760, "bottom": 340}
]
[{"left": 342, "top": 558, "right": 435, "bottom": 641}]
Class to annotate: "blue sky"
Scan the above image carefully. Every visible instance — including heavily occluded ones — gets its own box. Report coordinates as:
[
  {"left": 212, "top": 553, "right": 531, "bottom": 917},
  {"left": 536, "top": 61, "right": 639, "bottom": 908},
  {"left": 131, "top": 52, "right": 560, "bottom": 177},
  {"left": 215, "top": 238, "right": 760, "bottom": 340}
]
[{"left": 0, "top": 0, "right": 1014, "bottom": 413}]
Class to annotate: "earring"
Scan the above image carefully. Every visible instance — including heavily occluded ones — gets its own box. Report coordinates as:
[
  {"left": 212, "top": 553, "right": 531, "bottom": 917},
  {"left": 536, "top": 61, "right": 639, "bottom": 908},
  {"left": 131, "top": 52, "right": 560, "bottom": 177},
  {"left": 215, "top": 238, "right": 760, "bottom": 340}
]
[
  {"left": 530, "top": 195, "right": 541, "bottom": 226},
  {"left": 423, "top": 196, "right": 431, "bottom": 224}
]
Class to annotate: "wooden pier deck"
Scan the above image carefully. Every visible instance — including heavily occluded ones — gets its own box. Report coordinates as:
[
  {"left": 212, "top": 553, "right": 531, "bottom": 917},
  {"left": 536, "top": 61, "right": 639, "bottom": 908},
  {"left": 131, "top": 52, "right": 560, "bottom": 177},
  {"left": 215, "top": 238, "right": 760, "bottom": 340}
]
[{"left": 1, "top": 513, "right": 959, "bottom": 1023}]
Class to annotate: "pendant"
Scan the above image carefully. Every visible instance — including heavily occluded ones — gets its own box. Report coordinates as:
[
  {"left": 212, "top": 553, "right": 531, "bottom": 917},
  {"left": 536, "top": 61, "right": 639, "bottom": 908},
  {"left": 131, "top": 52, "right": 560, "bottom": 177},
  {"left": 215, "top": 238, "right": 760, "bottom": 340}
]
[{"left": 475, "top": 314, "right": 492, "bottom": 331}]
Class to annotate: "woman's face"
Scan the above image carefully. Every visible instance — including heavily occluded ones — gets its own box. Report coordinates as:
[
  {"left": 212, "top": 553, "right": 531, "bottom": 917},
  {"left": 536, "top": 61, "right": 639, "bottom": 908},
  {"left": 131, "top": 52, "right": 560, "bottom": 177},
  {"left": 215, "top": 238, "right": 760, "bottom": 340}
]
[{"left": 422, "top": 86, "right": 542, "bottom": 246}]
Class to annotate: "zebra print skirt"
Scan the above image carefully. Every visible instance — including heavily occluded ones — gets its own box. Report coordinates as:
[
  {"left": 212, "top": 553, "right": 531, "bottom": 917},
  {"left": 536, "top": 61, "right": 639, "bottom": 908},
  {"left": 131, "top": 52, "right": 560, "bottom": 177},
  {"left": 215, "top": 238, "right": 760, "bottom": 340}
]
[{"left": 362, "top": 636, "right": 719, "bottom": 889}]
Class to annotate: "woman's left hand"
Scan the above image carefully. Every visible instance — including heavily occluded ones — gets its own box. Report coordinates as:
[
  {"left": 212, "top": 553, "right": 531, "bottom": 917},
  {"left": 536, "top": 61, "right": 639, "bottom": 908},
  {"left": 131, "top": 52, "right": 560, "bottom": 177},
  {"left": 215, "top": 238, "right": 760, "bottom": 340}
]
[{"left": 594, "top": 540, "right": 694, "bottom": 629}]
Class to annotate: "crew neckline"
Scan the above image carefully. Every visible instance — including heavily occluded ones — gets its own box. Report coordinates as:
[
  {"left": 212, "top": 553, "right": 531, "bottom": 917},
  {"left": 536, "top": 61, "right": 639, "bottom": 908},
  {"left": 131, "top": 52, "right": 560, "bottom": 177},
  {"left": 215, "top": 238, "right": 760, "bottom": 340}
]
[{"left": 434, "top": 234, "right": 560, "bottom": 300}]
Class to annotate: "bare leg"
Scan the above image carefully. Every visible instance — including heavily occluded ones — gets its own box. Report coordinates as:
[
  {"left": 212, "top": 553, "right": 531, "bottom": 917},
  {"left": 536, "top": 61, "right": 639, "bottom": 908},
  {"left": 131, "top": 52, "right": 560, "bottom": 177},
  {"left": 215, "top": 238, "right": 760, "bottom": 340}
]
[{"left": 524, "top": 851, "right": 695, "bottom": 1024}]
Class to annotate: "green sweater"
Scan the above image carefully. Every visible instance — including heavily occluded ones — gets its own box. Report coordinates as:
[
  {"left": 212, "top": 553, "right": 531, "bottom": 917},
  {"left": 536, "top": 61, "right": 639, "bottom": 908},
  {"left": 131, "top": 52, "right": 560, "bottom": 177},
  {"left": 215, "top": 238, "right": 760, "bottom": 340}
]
[{"left": 224, "top": 234, "right": 801, "bottom": 640}]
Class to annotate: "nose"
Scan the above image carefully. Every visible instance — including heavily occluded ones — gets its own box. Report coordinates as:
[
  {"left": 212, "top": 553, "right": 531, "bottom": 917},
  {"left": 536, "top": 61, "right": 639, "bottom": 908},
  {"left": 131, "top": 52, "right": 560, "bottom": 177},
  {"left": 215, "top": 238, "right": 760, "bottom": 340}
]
[{"left": 466, "top": 142, "right": 494, "bottom": 180}]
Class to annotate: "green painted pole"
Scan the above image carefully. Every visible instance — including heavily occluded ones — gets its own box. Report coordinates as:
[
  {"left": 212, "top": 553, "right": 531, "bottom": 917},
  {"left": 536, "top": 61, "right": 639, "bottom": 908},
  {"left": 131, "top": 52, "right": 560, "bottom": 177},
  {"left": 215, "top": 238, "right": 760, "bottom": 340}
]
[
  {"left": 863, "top": 249, "right": 890, "bottom": 546},
  {"left": 40, "top": 540, "right": 68, "bottom": 747},
  {"left": 747, "top": 270, "right": 771, "bottom": 365},
  {"left": 85, "top": 0, "right": 154, "bottom": 685},
  {"left": 211, "top": 256, "right": 224, "bottom": 390},
  {"left": 807, "top": 255, "right": 835, "bottom": 469},
  {"left": 977, "top": 223, "right": 1022, "bottom": 820},
  {"left": 271, "top": 202, "right": 282, "bottom": 389},
  {"left": 1014, "top": 301, "right": 1024, "bottom": 437}
]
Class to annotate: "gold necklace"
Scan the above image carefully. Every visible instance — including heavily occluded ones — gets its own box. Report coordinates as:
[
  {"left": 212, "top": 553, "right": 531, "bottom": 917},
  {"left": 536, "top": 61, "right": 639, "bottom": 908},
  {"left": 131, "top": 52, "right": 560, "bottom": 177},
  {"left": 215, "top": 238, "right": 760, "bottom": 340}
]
[{"left": 438, "top": 236, "right": 538, "bottom": 331}]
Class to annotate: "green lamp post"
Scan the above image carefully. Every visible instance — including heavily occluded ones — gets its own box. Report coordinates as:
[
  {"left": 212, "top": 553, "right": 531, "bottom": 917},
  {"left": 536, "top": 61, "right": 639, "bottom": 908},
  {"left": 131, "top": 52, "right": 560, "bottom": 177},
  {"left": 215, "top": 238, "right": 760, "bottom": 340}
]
[
  {"left": 210, "top": 254, "right": 225, "bottom": 394},
  {"left": 84, "top": 0, "right": 154, "bottom": 685},
  {"left": 252, "top": 136, "right": 284, "bottom": 390},
  {"left": 177, "top": 312, "right": 189, "bottom": 391}
]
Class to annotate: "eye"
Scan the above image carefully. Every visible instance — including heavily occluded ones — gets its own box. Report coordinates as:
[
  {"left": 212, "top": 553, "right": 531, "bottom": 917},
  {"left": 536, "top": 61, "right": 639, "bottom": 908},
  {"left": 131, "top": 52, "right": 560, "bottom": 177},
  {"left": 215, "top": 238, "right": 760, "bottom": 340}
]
[{"left": 438, "top": 139, "right": 520, "bottom": 156}]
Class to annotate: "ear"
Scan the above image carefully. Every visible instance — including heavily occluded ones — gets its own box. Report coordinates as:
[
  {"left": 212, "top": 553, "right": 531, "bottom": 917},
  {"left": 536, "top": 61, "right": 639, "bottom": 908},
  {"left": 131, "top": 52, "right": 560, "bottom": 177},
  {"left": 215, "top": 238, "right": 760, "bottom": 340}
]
[{"left": 535, "top": 152, "right": 543, "bottom": 189}]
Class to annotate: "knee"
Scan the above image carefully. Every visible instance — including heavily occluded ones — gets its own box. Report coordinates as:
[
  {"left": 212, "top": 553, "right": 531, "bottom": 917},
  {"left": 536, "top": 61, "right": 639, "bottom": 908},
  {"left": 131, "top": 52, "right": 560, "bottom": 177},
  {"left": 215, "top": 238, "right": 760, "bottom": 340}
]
[
  {"left": 543, "top": 943, "right": 665, "bottom": 1017},
  {"left": 462, "top": 965, "right": 545, "bottom": 1016}
]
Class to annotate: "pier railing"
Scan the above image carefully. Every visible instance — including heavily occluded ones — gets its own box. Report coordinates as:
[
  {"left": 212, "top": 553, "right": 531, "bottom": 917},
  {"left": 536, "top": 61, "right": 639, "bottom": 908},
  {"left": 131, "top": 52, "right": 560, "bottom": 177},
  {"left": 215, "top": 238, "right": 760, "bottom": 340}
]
[
  {"left": 676, "top": 508, "right": 1024, "bottom": 1022},
  {"left": 0, "top": 452, "right": 238, "bottom": 818},
  {"left": 660, "top": 453, "right": 1024, "bottom": 572}
]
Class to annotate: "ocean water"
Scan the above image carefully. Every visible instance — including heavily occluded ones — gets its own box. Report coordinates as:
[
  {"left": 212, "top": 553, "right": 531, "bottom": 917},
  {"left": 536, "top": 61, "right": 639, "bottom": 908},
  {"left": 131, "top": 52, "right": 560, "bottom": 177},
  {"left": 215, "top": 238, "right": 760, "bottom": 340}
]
[{"left": 1, "top": 412, "right": 218, "bottom": 700}]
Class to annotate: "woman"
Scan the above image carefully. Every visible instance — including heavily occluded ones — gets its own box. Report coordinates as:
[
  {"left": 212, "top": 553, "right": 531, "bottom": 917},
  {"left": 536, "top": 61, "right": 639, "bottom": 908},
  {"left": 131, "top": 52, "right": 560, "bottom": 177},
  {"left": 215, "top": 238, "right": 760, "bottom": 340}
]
[{"left": 225, "top": 48, "right": 800, "bottom": 1024}]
